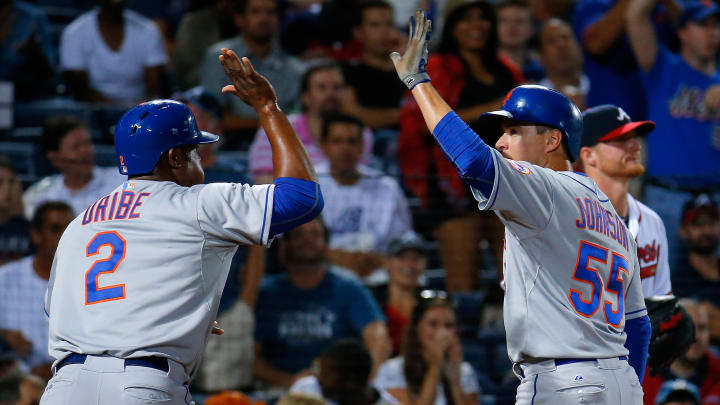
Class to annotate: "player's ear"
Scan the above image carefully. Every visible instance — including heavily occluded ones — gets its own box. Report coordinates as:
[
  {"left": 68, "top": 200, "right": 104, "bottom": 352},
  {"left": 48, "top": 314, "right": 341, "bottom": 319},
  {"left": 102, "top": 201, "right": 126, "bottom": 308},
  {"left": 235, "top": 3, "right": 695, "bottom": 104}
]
[
  {"left": 166, "top": 147, "right": 185, "bottom": 169},
  {"left": 579, "top": 146, "right": 596, "bottom": 168},
  {"left": 544, "top": 128, "right": 563, "bottom": 154}
]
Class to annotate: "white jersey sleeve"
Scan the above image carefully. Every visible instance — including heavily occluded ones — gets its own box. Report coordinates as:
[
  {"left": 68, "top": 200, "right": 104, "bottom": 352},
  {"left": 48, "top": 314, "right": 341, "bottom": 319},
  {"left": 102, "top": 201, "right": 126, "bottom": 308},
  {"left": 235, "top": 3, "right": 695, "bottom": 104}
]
[
  {"left": 197, "top": 183, "right": 275, "bottom": 247},
  {"left": 471, "top": 150, "right": 555, "bottom": 236}
]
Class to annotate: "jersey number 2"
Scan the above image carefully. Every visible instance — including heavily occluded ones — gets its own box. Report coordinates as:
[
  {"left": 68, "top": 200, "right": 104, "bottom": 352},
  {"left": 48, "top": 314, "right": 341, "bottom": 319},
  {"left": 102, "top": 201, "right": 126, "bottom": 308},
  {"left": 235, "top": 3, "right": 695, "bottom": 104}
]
[
  {"left": 85, "top": 231, "right": 126, "bottom": 305},
  {"left": 569, "top": 240, "right": 630, "bottom": 327}
]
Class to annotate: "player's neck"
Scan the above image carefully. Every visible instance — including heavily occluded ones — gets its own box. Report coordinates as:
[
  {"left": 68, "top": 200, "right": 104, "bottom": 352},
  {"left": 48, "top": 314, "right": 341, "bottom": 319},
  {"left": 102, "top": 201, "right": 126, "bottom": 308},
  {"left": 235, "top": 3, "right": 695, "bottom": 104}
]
[
  {"left": 32, "top": 254, "right": 52, "bottom": 280},
  {"left": 590, "top": 172, "right": 630, "bottom": 217},
  {"left": 288, "top": 265, "right": 327, "bottom": 289},
  {"left": 546, "top": 154, "right": 571, "bottom": 172}
]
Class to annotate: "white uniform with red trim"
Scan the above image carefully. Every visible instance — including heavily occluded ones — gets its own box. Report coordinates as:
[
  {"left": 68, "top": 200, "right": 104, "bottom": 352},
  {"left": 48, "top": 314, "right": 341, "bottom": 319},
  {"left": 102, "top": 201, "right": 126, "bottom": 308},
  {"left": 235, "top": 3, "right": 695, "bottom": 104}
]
[{"left": 626, "top": 193, "right": 672, "bottom": 297}]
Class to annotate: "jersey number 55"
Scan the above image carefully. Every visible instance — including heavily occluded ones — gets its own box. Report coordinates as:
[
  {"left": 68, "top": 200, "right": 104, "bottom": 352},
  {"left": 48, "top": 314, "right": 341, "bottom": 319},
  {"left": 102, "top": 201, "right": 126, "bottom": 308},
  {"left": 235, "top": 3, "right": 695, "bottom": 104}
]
[{"left": 569, "top": 240, "right": 630, "bottom": 328}]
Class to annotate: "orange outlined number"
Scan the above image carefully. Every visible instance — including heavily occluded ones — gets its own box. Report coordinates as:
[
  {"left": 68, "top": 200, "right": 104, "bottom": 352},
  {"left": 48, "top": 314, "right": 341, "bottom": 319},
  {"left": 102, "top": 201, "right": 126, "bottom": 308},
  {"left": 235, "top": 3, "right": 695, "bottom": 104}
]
[
  {"left": 569, "top": 240, "right": 630, "bottom": 326},
  {"left": 85, "top": 231, "right": 126, "bottom": 305}
]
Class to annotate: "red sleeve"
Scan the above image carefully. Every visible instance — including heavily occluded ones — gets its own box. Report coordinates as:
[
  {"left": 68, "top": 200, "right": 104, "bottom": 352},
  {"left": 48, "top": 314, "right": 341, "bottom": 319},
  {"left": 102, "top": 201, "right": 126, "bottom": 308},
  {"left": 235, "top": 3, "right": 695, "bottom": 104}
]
[{"left": 498, "top": 54, "right": 526, "bottom": 85}]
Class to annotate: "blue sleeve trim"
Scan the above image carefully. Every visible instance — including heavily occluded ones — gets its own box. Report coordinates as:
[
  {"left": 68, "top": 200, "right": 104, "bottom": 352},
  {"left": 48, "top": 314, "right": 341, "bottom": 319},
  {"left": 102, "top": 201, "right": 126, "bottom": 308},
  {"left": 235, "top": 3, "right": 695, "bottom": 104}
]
[
  {"left": 624, "top": 315, "right": 651, "bottom": 382},
  {"left": 260, "top": 186, "right": 270, "bottom": 243},
  {"left": 626, "top": 308, "right": 647, "bottom": 316},
  {"left": 433, "top": 111, "right": 495, "bottom": 196},
  {"left": 269, "top": 177, "right": 324, "bottom": 237}
]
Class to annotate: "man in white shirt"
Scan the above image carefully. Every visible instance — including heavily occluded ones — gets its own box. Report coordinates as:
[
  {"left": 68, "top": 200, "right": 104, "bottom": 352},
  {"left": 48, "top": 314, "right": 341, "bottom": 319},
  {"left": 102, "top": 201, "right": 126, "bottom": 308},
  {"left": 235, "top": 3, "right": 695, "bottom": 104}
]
[
  {"left": 317, "top": 112, "right": 411, "bottom": 278},
  {"left": 59, "top": 0, "right": 167, "bottom": 102},
  {"left": 0, "top": 201, "right": 73, "bottom": 382},
  {"left": 23, "top": 116, "right": 126, "bottom": 220},
  {"left": 578, "top": 104, "right": 672, "bottom": 296}
]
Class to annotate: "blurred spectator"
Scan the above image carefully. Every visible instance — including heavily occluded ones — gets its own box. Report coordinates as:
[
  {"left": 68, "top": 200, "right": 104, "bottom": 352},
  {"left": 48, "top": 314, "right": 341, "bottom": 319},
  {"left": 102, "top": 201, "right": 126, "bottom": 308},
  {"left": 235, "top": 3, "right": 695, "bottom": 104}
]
[
  {"left": 538, "top": 18, "right": 588, "bottom": 110},
  {"left": 496, "top": 0, "right": 544, "bottom": 82},
  {"left": 0, "top": 373, "right": 45, "bottom": 405},
  {"left": 642, "top": 300, "right": 720, "bottom": 405},
  {"left": 253, "top": 219, "right": 390, "bottom": 388},
  {"left": 371, "top": 232, "right": 427, "bottom": 356},
  {"left": 399, "top": 0, "right": 519, "bottom": 292},
  {"left": 277, "top": 393, "right": 327, "bottom": 405},
  {"left": 0, "top": 156, "right": 31, "bottom": 266},
  {"left": 373, "top": 292, "right": 479, "bottom": 405},
  {"left": 317, "top": 113, "right": 411, "bottom": 278},
  {"left": 291, "top": 339, "right": 399, "bottom": 405},
  {"left": 0, "top": 0, "right": 56, "bottom": 101},
  {"left": 201, "top": 0, "right": 304, "bottom": 147},
  {"left": 526, "top": 0, "right": 574, "bottom": 22},
  {"left": 204, "top": 390, "right": 259, "bottom": 405},
  {"left": 340, "top": 1, "right": 406, "bottom": 131},
  {"left": 59, "top": 0, "right": 168, "bottom": 102},
  {"left": 574, "top": 0, "right": 679, "bottom": 120},
  {"left": 248, "top": 63, "right": 373, "bottom": 185},
  {"left": 627, "top": 0, "right": 720, "bottom": 269},
  {"left": 579, "top": 105, "right": 672, "bottom": 296},
  {"left": 654, "top": 380, "right": 701, "bottom": 405},
  {"left": 173, "top": 0, "right": 238, "bottom": 90},
  {"left": 22, "top": 116, "right": 125, "bottom": 220},
  {"left": 0, "top": 201, "right": 73, "bottom": 382},
  {"left": 193, "top": 245, "right": 266, "bottom": 394},
  {"left": 173, "top": 86, "right": 222, "bottom": 171},
  {"left": 673, "top": 194, "right": 720, "bottom": 340}
]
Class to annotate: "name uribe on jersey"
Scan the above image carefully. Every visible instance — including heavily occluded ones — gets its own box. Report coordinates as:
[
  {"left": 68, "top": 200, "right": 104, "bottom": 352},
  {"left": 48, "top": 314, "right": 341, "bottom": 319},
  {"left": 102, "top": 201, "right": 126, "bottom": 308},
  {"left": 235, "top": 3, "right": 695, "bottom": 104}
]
[{"left": 41, "top": 49, "right": 323, "bottom": 405}]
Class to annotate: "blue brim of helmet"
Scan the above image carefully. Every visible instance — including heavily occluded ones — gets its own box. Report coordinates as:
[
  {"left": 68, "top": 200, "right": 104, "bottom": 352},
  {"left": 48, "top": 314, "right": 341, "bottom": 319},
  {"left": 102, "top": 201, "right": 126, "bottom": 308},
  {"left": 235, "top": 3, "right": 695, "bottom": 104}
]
[{"left": 198, "top": 131, "right": 220, "bottom": 144}]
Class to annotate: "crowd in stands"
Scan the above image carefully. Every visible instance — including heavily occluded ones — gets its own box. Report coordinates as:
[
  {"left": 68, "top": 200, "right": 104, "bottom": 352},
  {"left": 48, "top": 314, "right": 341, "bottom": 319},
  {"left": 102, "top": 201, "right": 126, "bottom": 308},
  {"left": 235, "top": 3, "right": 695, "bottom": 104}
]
[{"left": 1, "top": 0, "right": 720, "bottom": 404}]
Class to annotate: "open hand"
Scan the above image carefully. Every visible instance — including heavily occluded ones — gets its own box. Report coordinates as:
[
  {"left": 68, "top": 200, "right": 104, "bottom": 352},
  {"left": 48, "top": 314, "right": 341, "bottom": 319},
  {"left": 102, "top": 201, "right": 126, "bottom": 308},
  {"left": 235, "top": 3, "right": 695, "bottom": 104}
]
[
  {"left": 390, "top": 10, "right": 432, "bottom": 89},
  {"left": 218, "top": 48, "right": 278, "bottom": 110}
]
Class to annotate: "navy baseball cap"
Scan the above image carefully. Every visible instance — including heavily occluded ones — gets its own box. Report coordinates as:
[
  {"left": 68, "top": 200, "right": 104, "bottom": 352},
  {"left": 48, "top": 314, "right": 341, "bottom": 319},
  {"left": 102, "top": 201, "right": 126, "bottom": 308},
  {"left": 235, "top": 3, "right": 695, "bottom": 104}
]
[
  {"left": 655, "top": 380, "right": 701, "bottom": 405},
  {"left": 682, "top": 193, "right": 719, "bottom": 224},
  {"left": 388, "top": 231, "right": 427, "bottom": 256},
  {"left": 679, "top": 1, "right": 720, "bottom": 26},
  {"left": 581, "top": 104, "right": 656, "bottom": 147}
]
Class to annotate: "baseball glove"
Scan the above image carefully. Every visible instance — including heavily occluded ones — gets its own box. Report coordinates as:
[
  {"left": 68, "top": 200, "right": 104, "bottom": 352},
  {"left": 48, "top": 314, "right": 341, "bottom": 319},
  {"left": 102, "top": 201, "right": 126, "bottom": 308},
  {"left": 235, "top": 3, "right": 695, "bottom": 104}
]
[{"left": 645, "top": 295, "right": 696, "bottom": 376}]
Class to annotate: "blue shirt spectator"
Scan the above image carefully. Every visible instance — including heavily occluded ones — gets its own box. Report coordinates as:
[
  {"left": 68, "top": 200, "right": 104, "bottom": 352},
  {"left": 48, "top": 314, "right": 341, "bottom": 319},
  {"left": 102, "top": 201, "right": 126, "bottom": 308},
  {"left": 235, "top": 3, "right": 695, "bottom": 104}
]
[
  {"left": 574, "top": 0, "right": 678, "bottom": 120},
  {"left": 253, "top": 218, "right": 390, "bottom": 388},
  {"left": 255, "top": 270, "right": 384, "bottom": 373},
  {"left": 0, "top": 1, "right": 56, "bottom": 100}
]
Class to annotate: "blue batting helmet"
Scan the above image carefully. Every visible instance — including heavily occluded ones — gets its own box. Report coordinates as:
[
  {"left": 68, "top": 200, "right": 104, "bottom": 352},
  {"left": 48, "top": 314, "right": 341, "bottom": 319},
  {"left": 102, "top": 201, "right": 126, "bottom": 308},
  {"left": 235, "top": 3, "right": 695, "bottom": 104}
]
[
  {"left": 476, "top": 85, "right": 582, "bottom": 161},
  {"left": 114, "top": 100, "right": 219, "bottom": 175}
]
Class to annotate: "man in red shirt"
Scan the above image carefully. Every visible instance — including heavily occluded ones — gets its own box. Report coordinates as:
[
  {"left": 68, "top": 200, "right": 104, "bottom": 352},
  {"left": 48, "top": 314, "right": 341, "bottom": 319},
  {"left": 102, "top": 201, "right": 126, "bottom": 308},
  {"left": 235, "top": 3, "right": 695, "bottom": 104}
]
[{"left": 643, "top": 299, "right": 720, "bottom": 405}]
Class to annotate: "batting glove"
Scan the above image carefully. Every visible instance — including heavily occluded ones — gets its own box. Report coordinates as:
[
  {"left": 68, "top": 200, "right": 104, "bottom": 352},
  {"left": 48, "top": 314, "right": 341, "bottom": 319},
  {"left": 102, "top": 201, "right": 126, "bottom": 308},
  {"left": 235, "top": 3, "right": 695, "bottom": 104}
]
[{"left": 391, "top": 9, "right": 432, "bottom": 90}]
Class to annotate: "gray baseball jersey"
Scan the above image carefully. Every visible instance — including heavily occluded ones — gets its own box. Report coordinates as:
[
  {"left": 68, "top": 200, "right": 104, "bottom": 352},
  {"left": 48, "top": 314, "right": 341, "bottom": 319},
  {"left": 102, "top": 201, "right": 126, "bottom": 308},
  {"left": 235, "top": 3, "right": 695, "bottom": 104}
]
[
  {"left": 44, "top": 179, "right": 274, "bottom": 376},
  {"left": 472, "top": 150, "right": 646, "bottom": 363}
]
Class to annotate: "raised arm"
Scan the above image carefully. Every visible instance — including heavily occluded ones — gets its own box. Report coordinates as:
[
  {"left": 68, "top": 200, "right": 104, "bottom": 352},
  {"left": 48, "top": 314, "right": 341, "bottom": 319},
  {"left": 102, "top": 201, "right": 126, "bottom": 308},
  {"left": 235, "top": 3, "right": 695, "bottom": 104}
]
[
  {"left": 581, "top": 0, "right": 632, "bottom": 56},
  {"left": 219, "top": 48, "right": 316, "bottom": 182},
  {"left": 219, "top": 49, "right": 322, "bottom": 237},
  {"left": 390, "top": 11, "right": 494, "bottom": 196},
  {"left": 625, "top": 0, "right": 659, "bottom": 72}
]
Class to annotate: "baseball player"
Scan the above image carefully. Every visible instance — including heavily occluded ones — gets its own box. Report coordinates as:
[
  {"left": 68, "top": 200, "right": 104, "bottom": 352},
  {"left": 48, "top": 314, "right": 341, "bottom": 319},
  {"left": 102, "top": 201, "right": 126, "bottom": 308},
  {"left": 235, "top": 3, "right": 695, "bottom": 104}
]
[
  {"left": 391, "top": 11, "right": 651, "bottom": 404},
  {"left": 40, "top": 48, "right": 323, "bottom": 404},
  {"left": 579, "top": 105, "right": 672, "bottom": 297}
]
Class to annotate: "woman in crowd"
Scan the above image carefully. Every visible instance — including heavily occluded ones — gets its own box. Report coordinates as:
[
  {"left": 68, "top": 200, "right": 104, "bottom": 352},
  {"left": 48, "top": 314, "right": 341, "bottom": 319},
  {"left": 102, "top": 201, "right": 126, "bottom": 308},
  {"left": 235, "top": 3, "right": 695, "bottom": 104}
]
[
  {"left": 398, "top": 0, "right": 522, "bottom": 294},
  {"left": 374, "top": 291, "right": 479, "bottom": 405}
]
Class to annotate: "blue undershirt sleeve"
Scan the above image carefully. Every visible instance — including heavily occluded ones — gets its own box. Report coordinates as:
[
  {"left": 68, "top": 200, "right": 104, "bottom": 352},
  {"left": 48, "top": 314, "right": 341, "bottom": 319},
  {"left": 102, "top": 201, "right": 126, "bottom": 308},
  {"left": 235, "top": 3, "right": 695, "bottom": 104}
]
[
  {"left": 269, "top": 177, "right": 324, "bottom": 237},
  {"left": 432, "top": 111, "right": 495, "bottom": 196},
  {"left": 623, "top": 314, "right": 651, "bottom": 382}
]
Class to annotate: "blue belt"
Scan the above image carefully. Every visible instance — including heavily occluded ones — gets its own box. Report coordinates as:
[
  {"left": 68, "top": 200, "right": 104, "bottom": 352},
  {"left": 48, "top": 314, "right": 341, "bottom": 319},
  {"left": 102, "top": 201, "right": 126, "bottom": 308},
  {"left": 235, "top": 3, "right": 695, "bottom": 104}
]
[
  {"left": 555, "top": 356, "right": 627, "bottom": 366},
  {"left": 57, "top": 353, "right": 169, "bottom": 372}
]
